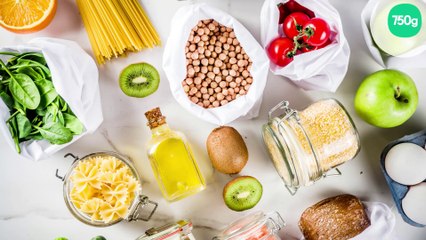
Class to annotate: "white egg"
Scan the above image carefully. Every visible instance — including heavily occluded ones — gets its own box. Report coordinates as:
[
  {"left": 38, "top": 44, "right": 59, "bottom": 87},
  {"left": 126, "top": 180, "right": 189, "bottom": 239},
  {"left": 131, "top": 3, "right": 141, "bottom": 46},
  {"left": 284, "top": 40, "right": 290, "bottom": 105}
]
[
  {"left": 402, "top": 183, "right": 426, "bottom": 225},
  {"left": 370, "top": 0, "right": 426, "bottom": 56},
  {"left": 385, "top": 142, "right": 426, "bottom": 185}
]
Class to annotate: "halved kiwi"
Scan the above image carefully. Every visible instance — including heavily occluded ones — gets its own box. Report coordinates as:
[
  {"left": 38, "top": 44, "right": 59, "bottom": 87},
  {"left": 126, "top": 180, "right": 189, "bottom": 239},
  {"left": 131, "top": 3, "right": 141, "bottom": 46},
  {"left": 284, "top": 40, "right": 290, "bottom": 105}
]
[
  {"left": 223, "top": 176, "right": 263, "bottom": 211},
  {"left": 119, "top": 62, "right": 160, "bottom": 98}
]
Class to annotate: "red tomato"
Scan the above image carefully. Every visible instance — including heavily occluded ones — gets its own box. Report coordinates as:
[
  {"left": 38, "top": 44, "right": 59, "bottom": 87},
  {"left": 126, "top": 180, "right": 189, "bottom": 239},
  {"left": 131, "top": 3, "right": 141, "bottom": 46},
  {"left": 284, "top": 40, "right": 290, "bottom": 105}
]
[
  {"left": 300, "top": 44, "right": 318, "bottom": 53},
  {"left": 277, "top": 0, "right": 315, "bottom": 24},
  {"left": 302, "top": 18, "right": 331, "bottom": 47},
  {"left": 283, "top": 12, "right": 310, "bottom": 39},
  {"left": 266, "top": 37, "right": 295, "bottom": 67}
]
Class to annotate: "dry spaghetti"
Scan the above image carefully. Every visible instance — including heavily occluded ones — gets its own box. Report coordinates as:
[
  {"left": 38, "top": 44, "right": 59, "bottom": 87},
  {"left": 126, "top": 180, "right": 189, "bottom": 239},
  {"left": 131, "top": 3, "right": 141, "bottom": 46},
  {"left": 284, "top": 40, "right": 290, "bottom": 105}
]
[{"left": 76, "top": 0, "right": 160, "bottom": 64}]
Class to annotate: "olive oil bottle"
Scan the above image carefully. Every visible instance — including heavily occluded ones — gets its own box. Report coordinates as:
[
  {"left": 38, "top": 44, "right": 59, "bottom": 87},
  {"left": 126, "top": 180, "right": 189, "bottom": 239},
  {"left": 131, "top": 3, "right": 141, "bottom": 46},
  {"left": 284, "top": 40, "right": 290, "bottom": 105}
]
[{"left": 145, "top": 107, "right": 205, "bottom": 201}]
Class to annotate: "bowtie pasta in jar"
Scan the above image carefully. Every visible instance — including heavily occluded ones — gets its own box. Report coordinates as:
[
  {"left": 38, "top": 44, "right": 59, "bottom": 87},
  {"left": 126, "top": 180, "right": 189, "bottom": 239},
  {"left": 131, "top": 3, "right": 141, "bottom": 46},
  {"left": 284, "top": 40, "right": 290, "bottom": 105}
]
[{"left": 58, "top": 152, "right": 158, "bottom": 227}]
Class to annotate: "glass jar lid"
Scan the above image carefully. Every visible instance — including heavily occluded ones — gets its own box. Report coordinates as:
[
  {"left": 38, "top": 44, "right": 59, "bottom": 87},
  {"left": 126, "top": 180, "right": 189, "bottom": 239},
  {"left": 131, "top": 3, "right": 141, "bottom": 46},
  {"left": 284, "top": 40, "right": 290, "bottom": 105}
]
[
  {"left": 136, "top": 220, "right": 194, "bottom": 240},
  {"left": 213, "top": 211, "right": 285, "bottom": 240}
]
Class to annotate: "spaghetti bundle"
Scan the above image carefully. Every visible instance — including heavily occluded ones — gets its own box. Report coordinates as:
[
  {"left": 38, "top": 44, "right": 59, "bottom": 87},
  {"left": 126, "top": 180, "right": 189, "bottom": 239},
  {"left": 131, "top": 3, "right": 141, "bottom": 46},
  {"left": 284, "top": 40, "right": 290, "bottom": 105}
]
[{"left": 76, "top": 0, "right": 160, "bottom": 64}]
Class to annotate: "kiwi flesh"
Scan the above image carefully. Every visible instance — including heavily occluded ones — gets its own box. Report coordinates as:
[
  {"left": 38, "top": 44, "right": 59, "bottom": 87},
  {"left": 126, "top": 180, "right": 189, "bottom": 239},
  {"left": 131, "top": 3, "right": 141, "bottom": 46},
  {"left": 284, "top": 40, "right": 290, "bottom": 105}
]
[
  {"left": 119, "top": 62, "right": 160, "bottom": 98},
  {"left": 223, "top": 176, "right": 263, "bottom": 211}
]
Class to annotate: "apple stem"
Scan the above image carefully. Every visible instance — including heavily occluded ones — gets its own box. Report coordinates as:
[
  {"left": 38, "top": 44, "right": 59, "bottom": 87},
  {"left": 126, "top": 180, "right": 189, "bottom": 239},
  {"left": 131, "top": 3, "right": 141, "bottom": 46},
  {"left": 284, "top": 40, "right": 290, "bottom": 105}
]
[
  {"left": 394, "top": 86, "right": 409, "bottom": 103},
  {"left": 394, "top": 86, "right": 401, "bottom": 99}
]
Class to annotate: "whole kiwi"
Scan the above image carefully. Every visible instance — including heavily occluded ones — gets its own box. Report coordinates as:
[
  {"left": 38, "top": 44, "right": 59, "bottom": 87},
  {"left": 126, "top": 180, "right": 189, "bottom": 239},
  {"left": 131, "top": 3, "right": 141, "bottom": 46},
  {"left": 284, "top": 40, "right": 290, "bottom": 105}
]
[{"left": 206, "top": 126, "right": 248, "bottom": 174}]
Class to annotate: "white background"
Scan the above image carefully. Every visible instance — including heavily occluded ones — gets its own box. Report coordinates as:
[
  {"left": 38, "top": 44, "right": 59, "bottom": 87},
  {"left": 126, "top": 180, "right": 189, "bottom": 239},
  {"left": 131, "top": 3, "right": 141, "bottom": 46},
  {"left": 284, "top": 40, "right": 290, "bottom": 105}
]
[{"left": 0, "top": 0, "right": 425, "bottom": 239}]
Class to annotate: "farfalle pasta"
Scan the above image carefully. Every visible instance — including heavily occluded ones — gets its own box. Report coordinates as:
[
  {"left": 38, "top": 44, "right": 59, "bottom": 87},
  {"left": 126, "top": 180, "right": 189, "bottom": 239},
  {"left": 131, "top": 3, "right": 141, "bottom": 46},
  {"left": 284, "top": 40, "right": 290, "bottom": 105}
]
[{"left": 70, "top": 155, "right": 140, "bottom": 223}]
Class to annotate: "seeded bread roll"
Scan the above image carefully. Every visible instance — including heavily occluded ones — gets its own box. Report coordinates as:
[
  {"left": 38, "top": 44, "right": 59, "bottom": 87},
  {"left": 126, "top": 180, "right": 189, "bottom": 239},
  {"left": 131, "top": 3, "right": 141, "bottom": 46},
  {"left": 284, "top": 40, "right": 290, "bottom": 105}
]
[{"left": 299, "top": 194, "right": 370, "bottom": 240}]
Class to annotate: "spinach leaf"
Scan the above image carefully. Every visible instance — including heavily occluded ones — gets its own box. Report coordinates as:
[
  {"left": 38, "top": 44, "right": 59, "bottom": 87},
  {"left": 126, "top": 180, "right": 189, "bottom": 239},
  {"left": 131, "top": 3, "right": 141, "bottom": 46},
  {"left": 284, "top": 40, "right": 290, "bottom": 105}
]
[
  {"left": 13, "top": 100, "right": 25, "bottom": 114},
  {"left": 16, "top": 66, "right": 43, "bottom": 81},
  {"left": 18, "top": 52, "right": 47, "bottom": 65},
  {"left": 16, "top": 112, "right": 32, "bottom": 139},
  {"left": 0, "top": 91, "right": 14, "bottom": 109},
  {"left": 35, "top": 108, "right": 46, "bottom": 116},
  {"left": 0, "top": 51, "right": 19, "bottom": 57},
  {"left": 9, "top": 59, "right": 51, "bottom": 78},
  {"left": 7, "top": 116, "right": 20, "bottom": 153},
  {"left": 43, "top": 104, "right": 59, "bottom": 124},
  {"left": 8, "top": 73, "right": 41, "bottom": 110},
  {"left": 63, "top": 113, "right": 84, "bottom": 135},
  {"left": 35, "top": 79, "right": 58, "bottom": 108},
  {"left": 57, "top": 110, "right": 65, "bottom": 126},
  {"left": 35, "top": 122, "right": 73, "bottom": 145}
]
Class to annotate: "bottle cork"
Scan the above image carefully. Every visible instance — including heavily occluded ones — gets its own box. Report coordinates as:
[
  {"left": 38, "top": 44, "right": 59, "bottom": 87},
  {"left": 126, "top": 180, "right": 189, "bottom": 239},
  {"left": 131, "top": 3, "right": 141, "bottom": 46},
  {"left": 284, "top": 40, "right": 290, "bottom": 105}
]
[{"left": 145, "top": 107, "right": 166, "bottom": 129}]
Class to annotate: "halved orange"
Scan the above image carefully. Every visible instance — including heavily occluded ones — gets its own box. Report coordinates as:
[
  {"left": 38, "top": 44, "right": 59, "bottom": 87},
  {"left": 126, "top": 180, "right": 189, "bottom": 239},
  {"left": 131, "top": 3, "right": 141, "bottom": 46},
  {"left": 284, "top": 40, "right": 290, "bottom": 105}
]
[{"left": 0, "top": 0, "right": 57, "bottom": 34}]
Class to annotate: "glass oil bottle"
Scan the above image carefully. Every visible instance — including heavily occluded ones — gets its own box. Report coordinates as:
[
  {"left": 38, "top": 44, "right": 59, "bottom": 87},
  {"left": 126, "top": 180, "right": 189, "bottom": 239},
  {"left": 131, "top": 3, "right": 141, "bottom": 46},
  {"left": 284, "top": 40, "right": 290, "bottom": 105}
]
[{"left": 145, "top": 107, "right": 206, "bottom": 201}]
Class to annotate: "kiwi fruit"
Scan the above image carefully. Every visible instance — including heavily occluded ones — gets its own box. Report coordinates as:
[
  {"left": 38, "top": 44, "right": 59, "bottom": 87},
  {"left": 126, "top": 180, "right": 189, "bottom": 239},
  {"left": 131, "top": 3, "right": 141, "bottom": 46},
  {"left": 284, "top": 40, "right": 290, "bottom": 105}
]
[
  {"left": 119, "top": 62, "right": 160, "bottom": 98},
  {"left": 206, "top": 126, "right": 248, "bottom": 174},
  {"left": 223, "top": 176, "right": 262, "bottom": 211}
]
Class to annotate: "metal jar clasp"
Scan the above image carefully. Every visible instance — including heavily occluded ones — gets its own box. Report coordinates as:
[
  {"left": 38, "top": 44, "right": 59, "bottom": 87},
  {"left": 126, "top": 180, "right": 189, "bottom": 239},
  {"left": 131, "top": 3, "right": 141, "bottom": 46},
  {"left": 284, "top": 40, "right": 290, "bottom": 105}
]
[
  {"left": 268, "top": 100, "right": 298, "bottom": 121},
  {"left": 55, "top": 153, "right": 79, "bottom": 181}
]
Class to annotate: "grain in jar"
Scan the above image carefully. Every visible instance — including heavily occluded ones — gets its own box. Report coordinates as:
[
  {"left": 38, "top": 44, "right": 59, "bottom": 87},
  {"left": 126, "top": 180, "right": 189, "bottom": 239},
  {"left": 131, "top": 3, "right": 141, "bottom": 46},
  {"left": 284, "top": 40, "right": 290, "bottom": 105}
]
[{"left": 262, "top": 99, "right": 360, "bottom": 194}]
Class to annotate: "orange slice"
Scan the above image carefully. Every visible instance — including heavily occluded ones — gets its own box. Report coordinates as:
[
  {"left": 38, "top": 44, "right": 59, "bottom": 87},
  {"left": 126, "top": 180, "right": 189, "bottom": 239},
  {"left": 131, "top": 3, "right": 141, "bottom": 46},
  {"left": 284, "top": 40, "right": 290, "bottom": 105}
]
[{"left": 0, "top": 0, "right": 57, "bottom": 34}]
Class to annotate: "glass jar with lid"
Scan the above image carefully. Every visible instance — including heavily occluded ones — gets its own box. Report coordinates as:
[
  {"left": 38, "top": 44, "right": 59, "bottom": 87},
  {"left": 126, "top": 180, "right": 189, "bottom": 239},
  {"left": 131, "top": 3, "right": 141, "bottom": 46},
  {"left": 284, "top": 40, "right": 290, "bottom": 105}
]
[
  {"left": 137, "top": 220, "right": 196, "bottom": 240},
  {"left": 262, "top": 99, "right": 360, "bottom": 195},
  {"left": 56, "top": 151, "right": 158, "bottom": 227},
  {"left": 213, "top": 211, "right": 285, "bottom": 240}
]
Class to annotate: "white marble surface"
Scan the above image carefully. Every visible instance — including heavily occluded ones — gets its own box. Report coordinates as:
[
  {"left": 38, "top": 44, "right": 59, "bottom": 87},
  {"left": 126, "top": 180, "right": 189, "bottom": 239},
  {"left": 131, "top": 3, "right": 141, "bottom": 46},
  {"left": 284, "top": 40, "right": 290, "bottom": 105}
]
[{"left": 0, "top": 0, "right": 426, "bottom": 239}]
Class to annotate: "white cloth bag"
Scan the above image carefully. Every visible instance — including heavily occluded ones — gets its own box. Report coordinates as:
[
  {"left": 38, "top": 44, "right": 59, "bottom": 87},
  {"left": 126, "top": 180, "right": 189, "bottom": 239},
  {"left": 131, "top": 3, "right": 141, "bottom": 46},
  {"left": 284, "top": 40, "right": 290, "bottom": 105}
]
[
  {"left": 163, "top": 3, "right": 270, "bottom": 125},
  {"left": 0, "top": 38, "right": 103, "bottom": 161},
  {"left": 361, "top": 0, "right": 426, "bottom": 69},
  {"left": 260, "top": 0, "right": 350, "bottom": 92}
]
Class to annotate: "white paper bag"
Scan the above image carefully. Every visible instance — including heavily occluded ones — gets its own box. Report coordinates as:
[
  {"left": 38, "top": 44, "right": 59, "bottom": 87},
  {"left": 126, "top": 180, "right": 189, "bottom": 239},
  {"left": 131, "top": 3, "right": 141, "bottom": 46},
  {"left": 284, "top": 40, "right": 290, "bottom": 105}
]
[
  {"left": 163, "top": 3, "right": 270, "bottom": 125},
  {"left": 260, "top": 0, "right": 350, "bottom": 92},
  {"left": 0, "top": 38, "right": 103, "bottom": 161},
  {"left": 361, "top": 0, "right": 426, "bottom": 69}
]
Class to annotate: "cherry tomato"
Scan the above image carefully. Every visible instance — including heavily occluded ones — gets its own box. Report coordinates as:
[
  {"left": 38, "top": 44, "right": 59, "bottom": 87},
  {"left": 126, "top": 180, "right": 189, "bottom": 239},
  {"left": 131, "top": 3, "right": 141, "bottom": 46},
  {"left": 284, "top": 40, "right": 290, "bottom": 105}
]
[
  {"left": 283, "top": 12, "right": 310, "bottom": 39},
  {"left": 266, "top": 37, "right": 295, "bottom": 67},
  {"left": 301, "top": 39, "right": 332, "bottom": 53},
  {"left": 300, "top": 44, "right": 318, "bottom": 53},
  {"left": 277, "top": 0, "right": 315, "bottom": 24},
  {"left": 302, "top": 18, "right": 331, "bottom": 47}
]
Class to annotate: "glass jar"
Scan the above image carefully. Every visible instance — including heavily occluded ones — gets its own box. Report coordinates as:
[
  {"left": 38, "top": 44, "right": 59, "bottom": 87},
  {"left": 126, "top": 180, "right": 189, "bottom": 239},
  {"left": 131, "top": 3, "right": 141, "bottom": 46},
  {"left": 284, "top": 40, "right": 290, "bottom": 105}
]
[
  {"left": 56, "top": 151, "right": 158, "bottom": 227},
  {"left": 213, "top": 211, "right": 285, "bottom": 240},
  {"left": 137, "top": 220, "right": 196, "bottom": 240},
  {"left": 262, "top": 99, "right": 360, "bottom": 195}
]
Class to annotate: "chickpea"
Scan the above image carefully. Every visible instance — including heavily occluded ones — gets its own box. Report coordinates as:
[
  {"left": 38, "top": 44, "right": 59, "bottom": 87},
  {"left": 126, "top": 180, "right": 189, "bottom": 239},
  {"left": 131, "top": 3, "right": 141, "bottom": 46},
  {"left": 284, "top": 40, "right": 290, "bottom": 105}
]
[
  {"left": 186, "top": 78, "right": 194, "bottom": 85},
  {"left": 185, "top": 19, "right": 254, "bottom": 109},
  {"left": 191, "top": 96, "right": 199, "bottom": 103},
  {"left": 183, "top": 85, "right": 190, "bottom": 93},
  {"left": 212, "top": 101, "right": 220, "bottom": 107}
]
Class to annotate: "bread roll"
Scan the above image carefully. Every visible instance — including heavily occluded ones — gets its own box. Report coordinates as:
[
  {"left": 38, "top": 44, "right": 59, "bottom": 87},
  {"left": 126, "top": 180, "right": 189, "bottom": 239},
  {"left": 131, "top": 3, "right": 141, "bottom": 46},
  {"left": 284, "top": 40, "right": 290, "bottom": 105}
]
[{"left": 299, "top": 194, "right": 370, "bottom": 240}]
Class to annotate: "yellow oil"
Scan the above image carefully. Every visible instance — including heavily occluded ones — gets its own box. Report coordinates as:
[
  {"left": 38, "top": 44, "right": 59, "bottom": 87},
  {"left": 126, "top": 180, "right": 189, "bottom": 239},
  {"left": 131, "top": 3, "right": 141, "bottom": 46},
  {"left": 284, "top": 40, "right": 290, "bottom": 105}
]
[{"left": 149, "top": 136, "right": 205, "bottom": 201}]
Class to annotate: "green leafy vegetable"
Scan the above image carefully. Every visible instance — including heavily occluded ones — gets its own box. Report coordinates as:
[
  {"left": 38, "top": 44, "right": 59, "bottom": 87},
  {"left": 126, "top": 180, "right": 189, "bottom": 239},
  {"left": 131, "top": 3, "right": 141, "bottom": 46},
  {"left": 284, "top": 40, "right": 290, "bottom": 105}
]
[
  {"left": 16, "top": 113, "right": 32, "bottom": 139},
  {"left": 63, "top": 113, "right": 84, "bottom": 134},
  {"left": 0, "top": 52, "right": 84, "bottom": 153},
  {"left": 0, "top": 90, "right": 14, "bottom": 109},
  {"left": 1, "top": 60, "right": 41, "bottom": 110},
  {"left": 35, "top": 122, "right": 73, "bottom": 145}
]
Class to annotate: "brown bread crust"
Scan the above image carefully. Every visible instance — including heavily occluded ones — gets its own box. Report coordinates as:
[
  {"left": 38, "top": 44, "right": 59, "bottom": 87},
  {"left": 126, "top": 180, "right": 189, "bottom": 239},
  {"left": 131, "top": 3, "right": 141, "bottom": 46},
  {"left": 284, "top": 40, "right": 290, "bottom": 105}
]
[{"left": 299, "top": 194, "right": 370, "bottom": 240}]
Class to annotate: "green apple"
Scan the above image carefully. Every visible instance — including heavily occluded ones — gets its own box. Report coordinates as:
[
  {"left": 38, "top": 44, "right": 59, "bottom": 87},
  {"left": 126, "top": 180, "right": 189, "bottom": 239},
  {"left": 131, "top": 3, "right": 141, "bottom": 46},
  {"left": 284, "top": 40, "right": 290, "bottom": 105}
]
[{"left": 354, "top": 69, "right": 418, "bottom": 128}]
